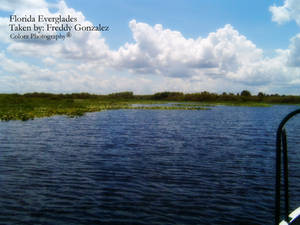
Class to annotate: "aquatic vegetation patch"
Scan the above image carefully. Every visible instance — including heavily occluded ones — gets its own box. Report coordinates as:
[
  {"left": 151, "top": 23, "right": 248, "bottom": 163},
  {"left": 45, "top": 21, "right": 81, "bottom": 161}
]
[
  {"left": 172, "top": 103, "right": 216, "bottom": 107},
  {"left": 0, "top": 98, "right": 210, "bottom": 121},
  {"left": 0, "top": 92, "right": 283, "bottom": 121},
  {"left": 128, "top": 106, "right": 211, "bottom": 110},
  {"left": 0, "top": 96, "right": 131, "bottom": 121},
  {"left": 217, "top": 102, "right": 271, "bottom": 107}
]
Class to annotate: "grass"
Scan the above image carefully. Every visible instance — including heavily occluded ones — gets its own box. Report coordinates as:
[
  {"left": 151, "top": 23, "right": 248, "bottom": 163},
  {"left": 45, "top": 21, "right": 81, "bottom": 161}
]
[
  {"left": 213, "top": 101, "right": 271, "bottom": 107},
  {"left": 0, "top": 96, "right": 125, "bottom": 121},
  {"left": 0, "top": 92, "right": 293, "bottom": 121},
  {"left": 0, "top": 95, "right": 211, "bottom": 121},
  {"left": 173, "top": 101, "right": 271, "bottom": 107},
  {"left": 128, "top": 106, "right": 210, "bottom": 110}
]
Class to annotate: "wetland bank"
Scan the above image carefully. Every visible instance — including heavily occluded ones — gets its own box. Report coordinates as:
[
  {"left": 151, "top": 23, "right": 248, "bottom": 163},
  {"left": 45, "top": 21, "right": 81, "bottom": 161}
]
[{"left": 1, "top": 91, "right": 299, "bottom": 121}]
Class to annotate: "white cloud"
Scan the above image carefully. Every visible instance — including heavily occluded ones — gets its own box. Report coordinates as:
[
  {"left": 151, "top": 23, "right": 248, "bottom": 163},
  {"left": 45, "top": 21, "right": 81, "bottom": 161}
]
[
  {"left": 0, "top": 17, "right": 11, "bottom": 43},
  {"left": 269, "top": 0, "right": 300, "bottom": 70},
  {"left": 112, "top": 20, "right": 277, "bottom": 86},
  {"left": 0, "top": 52, "right": 155, "bottom": 94},
  {"left": 269, "top": 0, "right": 300, "bottom": 25},
  {"left": 1, "top": 0, "right": 300, "bottom": 94},
  {"left": 2, "top": 0, "right": 110, "bottom": 65},
  {"left": 287, "top": 34, "right": 300, "bottom": 67},
  {"left": 42, "top": 57, "right": 56, "bottom": 65},
  {"left": 55, "top": 1, "right": 110, "bottom": 61},
  {"left": 269, "top": 4, "right": 291, "bottom": 24},
  {"left": 0, "top": 52, "right": 34, "bottom": 74}
]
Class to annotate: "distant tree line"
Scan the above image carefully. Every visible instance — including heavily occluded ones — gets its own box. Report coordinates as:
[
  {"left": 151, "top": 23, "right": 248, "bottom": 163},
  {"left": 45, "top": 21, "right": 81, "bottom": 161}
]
[
  {"left": 144, "top": 90, "right": 300, "bottom": 104},
  {"left": 2, "top": 90, "right": 300, "bottom": 104}
]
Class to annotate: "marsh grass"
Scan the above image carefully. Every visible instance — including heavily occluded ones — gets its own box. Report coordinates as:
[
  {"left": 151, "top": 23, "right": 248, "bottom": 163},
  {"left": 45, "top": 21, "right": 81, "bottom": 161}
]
[
  {"left": 0, "top": 95, "right": 129, "bottom": 121},
  {"left": 172, "top": 103, "right": 217, "bottom": 107},
  {"left": 213, "top": 102, "right": 271, "bottom": 107},
  {"left": 0, "top": 95, "right": 211, "bottom": 121},
  {"left": 0, "top": 92, "right": 293, "bottom": 121},
  {"left": 128, "top": 106, "right": 211, "bottom": 110}
]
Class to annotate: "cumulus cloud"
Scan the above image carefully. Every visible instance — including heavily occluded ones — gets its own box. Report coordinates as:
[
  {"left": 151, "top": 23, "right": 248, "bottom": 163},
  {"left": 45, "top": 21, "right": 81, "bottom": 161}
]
[
  {"left": 0, "top": 17, "right": 11, "bottom": 43},
  {"left": 287, "top": 34, "right": 300, "bottom": 67},
  {"left": 55, "top": 1, "right": 110, "bottom": 61},
  {"left": 269, "top": 0, "right": 300, "bottom": 70},
  {"left": 1, "top": 0, "right": 300, "bottom": 94},
  {"left": 0, "top": 52, "right": 33, "bottom": 74},
  {"left": 269, "top": 1, "right": 291, "bottom": 24},
  {"left": 269, "top": 0, "right": 300, "bottom": 25},
  {"left": 0, "top": 0, "right": 114, "bottom": 93},
  {"left": 0, "top": 51, "right": 156, "bottom": 94},
  {"left": 112, "top": 20, "right": 281, "bottom": 86},
  {"left": 1, "top": 0, "right": 110, "bottom": 65},
  {"left": 112, "top": 20, "right": 219, "bottom": 76},
  {"left": 114, "top": 21, "right": 257, "bottom": 75}
]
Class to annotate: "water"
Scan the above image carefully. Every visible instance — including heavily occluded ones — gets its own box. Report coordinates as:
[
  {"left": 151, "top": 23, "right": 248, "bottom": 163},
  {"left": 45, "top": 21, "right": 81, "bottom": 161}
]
[{"left": 0, "top": 105, "right": 300, "bottom": 224}]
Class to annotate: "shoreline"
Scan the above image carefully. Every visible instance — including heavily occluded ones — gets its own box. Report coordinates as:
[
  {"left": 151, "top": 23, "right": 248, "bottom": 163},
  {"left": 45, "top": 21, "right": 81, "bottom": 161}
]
[{"left": 0, "top": 92, "right": 299, "bottom": 121}]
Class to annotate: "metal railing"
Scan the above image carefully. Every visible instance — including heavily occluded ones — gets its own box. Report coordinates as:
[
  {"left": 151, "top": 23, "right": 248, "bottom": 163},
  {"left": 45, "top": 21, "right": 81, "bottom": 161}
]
[{"left": 275, "top": 109, "right": 300, "bottom": 224}]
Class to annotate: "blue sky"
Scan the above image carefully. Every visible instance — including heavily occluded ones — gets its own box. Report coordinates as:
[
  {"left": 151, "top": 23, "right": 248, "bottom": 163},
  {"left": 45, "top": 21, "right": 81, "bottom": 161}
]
[
  {"left": 64, "top": 0, "right": 297, "bottom": 52},
  {"left": 1, "top": 0, "right": 300, "bottom": 94}
]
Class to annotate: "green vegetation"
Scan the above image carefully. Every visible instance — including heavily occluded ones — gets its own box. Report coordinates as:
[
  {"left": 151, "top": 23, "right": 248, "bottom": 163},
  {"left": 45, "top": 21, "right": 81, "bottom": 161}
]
[
  {"left": 129, "top": 106, "right": 210, "bottom": 110},
  {"left": 142, "top": 90, "right": 300, "bottom": 105},
  {"left": 0, "top": 93, "right": 127, "bottom": 121},
  {"left": 0, "top": 90, "right": 299, "bottom": 121}
]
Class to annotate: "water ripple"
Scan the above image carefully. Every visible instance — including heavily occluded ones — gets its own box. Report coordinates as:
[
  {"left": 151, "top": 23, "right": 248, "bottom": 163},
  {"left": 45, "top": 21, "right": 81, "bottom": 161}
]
[{"left": 0, "top": 106, "right": 299, "bottom": 224}]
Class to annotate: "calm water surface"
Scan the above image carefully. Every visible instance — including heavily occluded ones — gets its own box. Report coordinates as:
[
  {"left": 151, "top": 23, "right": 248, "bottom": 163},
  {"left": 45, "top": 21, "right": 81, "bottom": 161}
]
[{"left": 0, "top": 105, "right": 300, "bottom": 224}]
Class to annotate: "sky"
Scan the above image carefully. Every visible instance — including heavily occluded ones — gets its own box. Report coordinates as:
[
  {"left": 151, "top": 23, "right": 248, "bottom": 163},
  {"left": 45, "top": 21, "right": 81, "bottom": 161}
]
[{"left": 0, "top": 0, "right": 300, "bottom": 94}]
